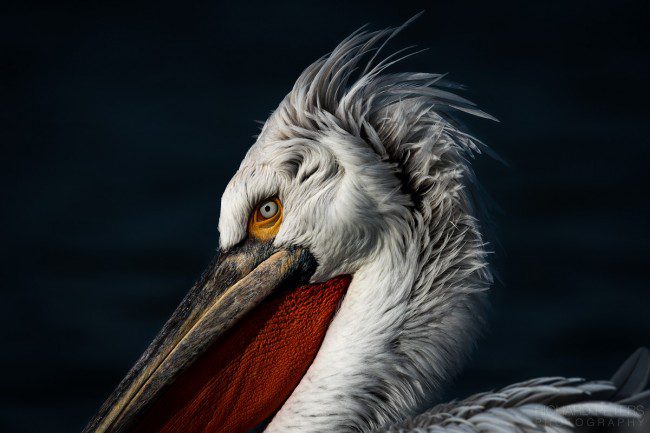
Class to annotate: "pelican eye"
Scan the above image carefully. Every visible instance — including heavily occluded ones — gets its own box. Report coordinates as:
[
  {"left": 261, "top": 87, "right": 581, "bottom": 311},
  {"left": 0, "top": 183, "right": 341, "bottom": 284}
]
[
  {"left": 259, "top": 200, "right": 278, "bottom": 219},
  {"left": 249, "top": 197, "right": 283, "bottom": 240}
]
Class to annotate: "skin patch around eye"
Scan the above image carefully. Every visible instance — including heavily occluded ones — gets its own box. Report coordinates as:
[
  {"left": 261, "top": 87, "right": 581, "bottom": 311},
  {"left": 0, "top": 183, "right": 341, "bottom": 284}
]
[{"left": 248, "top": 198, "right": 283, "bottom": 241}]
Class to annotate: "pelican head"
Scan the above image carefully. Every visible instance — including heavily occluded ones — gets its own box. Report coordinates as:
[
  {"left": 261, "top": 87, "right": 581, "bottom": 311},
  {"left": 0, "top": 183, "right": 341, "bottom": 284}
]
[{"left": 85, "top": 24, "right": 493, "bottom": 433}]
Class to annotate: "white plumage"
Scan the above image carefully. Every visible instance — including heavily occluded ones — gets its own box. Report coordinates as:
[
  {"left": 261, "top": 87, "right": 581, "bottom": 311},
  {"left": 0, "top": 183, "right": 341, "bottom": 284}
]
[{"left": 216, "top": 22, "right": 648, "bottom": 433}]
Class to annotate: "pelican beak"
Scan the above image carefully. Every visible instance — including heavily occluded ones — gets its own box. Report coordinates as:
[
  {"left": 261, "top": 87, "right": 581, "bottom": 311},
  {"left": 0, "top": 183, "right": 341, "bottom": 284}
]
[{"left": 83, "top": 239, "right": 342, "bottom": 433}]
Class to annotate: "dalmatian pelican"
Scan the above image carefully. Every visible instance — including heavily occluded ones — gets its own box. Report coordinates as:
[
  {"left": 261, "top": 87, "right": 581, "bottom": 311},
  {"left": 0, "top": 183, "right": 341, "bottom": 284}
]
[{"left": 83, "top": 22, "right": 649, "bottom": 433}]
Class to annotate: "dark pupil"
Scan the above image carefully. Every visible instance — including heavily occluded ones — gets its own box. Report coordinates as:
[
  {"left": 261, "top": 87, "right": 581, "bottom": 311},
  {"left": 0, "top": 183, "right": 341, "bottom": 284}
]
[{"left": 264, "top": 205, "right": 271, "bottom": 213}]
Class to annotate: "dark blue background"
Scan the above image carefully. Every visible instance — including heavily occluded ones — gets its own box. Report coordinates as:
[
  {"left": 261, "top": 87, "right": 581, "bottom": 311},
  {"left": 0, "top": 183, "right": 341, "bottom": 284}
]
[{"left": 2, "top": 1, "right": 649, "bottom": 432}]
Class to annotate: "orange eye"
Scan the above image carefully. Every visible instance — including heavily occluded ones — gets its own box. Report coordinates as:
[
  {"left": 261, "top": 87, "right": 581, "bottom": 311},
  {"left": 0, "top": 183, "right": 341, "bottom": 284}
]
[{"left": 248, "top": 198, "right": 283, "bottom": 240}]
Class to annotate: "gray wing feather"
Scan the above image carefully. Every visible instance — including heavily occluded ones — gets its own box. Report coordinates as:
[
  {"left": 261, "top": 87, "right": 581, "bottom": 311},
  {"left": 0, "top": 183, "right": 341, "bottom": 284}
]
[
  {"left": 611, "top": 348, "right": 650, "bottom": 400},
  {"left": 380, "top": 349, "right": 649, "bottom": 433}
]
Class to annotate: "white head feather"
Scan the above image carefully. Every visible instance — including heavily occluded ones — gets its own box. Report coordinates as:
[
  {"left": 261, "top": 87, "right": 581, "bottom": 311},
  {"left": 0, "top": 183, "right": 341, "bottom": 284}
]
[{"left": 218, "top": 24, "right": 493, "bottom": 432}]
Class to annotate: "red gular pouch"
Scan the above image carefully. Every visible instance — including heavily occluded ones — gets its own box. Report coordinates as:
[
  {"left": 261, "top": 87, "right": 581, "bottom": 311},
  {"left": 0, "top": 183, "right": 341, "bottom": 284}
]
[{"left": 133, "top": 274, "right": 351, "bottom": 433}]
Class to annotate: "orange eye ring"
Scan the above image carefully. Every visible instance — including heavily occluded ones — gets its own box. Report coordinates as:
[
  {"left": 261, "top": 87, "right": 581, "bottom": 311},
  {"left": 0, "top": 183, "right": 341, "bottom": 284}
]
[{"left": 248, "top": 197, "right": 283, "bottom": 241}]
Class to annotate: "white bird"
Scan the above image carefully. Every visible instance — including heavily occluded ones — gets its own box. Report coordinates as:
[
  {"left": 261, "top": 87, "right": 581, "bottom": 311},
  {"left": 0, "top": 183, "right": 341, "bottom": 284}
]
[{"left": 84, "top": 22, "right": 649, "bottom": 433}]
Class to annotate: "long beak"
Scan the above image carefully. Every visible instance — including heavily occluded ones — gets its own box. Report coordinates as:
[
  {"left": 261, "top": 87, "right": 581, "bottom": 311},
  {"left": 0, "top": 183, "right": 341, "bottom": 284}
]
[{"left": 83, "top": 240, "right": 316, "bottom": 433}]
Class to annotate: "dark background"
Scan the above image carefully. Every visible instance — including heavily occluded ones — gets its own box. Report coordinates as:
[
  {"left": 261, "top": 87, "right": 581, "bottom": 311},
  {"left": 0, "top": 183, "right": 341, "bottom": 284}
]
[{"left": 2, "top": 1, "right": 649, "bottom": 431}]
